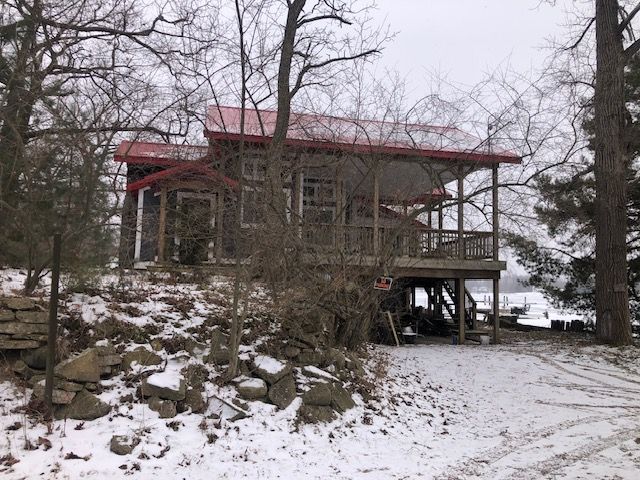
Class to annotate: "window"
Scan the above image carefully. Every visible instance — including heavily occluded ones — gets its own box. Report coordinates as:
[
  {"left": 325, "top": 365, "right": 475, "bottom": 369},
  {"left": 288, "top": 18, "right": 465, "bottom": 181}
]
[
  {"left": 242, "top": 156, "right": 266, "bottom": 182},
  {"left": 302, "top": 176, "right": 336, "bottom": 224}
]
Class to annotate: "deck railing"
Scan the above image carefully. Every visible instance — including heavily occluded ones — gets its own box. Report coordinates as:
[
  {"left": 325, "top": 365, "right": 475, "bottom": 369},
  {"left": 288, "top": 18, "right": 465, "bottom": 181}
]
[{"left": 302, "top": 223, "right": 494, "bottom": 260}]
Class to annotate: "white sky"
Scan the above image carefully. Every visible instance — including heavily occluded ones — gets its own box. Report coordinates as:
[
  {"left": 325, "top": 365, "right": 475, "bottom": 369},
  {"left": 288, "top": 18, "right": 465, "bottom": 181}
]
[{"left": 373, "top": 0, "right": 580, "bottom": 97}]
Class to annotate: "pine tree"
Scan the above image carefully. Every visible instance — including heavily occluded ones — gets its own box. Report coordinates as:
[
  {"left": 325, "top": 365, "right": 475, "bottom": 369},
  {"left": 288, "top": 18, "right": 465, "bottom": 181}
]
[{"left": 509, "top": 55, "right": 640, "bottom": 328}]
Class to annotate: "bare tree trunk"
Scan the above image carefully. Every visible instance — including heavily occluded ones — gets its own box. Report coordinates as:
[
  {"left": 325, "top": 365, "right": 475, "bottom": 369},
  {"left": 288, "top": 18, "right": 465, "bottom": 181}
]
[
  {"left": 261, "top": 0, "right": 306, "bottom": 294},
  {"left": 225, "top": 0, "right": 251, "bottom": 381},
  {"left": 594, "top": 0, "right": 632, "bottom": 345}
]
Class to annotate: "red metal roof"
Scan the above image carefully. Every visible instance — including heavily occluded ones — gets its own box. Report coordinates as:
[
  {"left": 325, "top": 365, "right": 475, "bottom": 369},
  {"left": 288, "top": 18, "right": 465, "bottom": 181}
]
[
  {"left": 205, "top": 106, "right": 521, "bottom": 165},
  {"left": 115, "top": 141, "right": 209, "bottom": 165},
  {"left": 126, "top": 162, "right": 238, "bottom": 192}
]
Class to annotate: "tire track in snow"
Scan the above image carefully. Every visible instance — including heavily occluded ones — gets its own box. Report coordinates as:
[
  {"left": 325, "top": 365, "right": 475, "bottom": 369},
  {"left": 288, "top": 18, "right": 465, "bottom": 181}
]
[
  {"left": 521, "top": 351, "right": 640, "bottom": 394},
  {"left": 500, "top": 424, "right": 640, "bottom": 480},
  {"left": 432, "top": 413, "right": 628, "bottom": 480}
]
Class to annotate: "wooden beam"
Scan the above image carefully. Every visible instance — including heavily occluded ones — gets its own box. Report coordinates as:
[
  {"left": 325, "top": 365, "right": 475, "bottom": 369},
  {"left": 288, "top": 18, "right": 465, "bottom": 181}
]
[
  {"left": 493, "top": 277, "right": 500, "bottom": 343},
  {"left": 157, "top": 187, "right": 167, "bottom": 263},
  {"left": 458, "top": 277, "right": 466, "bottom": 344},
  {"left": 373, "top": 164, "right": 380, "bottom": 256},
  {"left": 492, "top": 163, "right": 499, "bottom": 261},
  {"left": 458, "top": 165, "right": 465, "bottom": 260}
]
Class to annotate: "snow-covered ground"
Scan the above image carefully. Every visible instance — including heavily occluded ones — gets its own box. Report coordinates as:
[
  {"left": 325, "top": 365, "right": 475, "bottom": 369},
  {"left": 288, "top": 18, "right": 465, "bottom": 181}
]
[
  {"left": 1, "top": 269, "right": 638, "bottom": 479},
  {"left": 2, "top": 339, "right": 639, "bottom": 479}
]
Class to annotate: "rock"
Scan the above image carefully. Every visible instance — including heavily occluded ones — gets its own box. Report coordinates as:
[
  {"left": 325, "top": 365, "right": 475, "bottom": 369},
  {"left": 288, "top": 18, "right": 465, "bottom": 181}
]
[
  {"left": 110, "top": 435, "right": 138, "bottom": 456},
  {"left": 291, "top": 333, "right": 319, "bottom": 349},
  {"left": 15, "top": 311, "right": 48, "bottom": 323},
  {"left": 12, "top": 334, "right": 48, "bottom": 342},
  {"left": 330, "top": 384, "right": 355, "bottom": 413},
  {"left": 95, "top": 342, "right": 116, "bottom": 356},
  {"left": 209, "top": 396, "right": 248, "bottom": 422},
  {"left": 267, "top": 375, "right": 296, "bottom": 409},
  {"left": 253, "top": 355, "right": 291, "bottom": 385},
  {"left": 13, "top": 359, "right": 35, "bottom": 379},
  {"left": 298, "top": 405, "right": 335, "bottom": 423},
  {"left": 2, "top": 297, "right": 36, "bottom": 310},
  {"left": 345, "top": 354, "right": 365, "bottom": 376},
  {"left": 57, "top": 381, "right": 84, "bottom": 392},
  {"left": 236, "top": 377, "right": 268, "bottom": 400},
  {"left": 283, "top": 345, "right": 301, "bottom": 358},
  {"left": 20, "top": 346, "right": 48, "bottom": 369},
  {"left": 101, "top": 366, "right": 112, "bottom": 376},
  {"left": 231, "top": 398, "right": 249, "bottom": 410},
  {"left": 142, "top": 373, "right": 186, "bottom": 401},
  {"left": 296, "top": 350, "right": 323, "bottom": 366},
  {"left": 0, "top": 339, "right": 40, "bottom": 349},
  {"left": 302, "top": 365, "right": 338, "bottom": 382},
  {"left": 183, "top": 388, "right": 206, "bottom": 414},
  {"left": 121, "top": 347, "right": 162, "bottom": 371},
  {"left": 28, "top": 374, "right": 46, "bottom": 387},
  {"left": 99, "top": 354, "right": 122, "bottom": 367},
  {"left": 0, "top": 322, "right": 48, "bottom": 335},
  {"left": 323, "top": 348, "right": 346, "bottom": 370},
  {"left": 0, "top": 310, "right": 15, "bottom": 321},
  {"left": 55, "top": 349, "right": 101, "bottom": 383},
  {"left": 33, "top": 382, "right": 76, "bottom": 405},
  {"left": 148, "top": 397, "right": 177, "bottom": 418},
  {"left": 55, "top": 389, "right": 111, "bottom": 420},
  {"left": 302, "top": 383, "right": 332, "bottom": 406},
  {"left": 207, "top": 330, "right": 230, "bottom": 365},
  {"left": 182, "top": 364, "right": 209, "bottom": 389}
]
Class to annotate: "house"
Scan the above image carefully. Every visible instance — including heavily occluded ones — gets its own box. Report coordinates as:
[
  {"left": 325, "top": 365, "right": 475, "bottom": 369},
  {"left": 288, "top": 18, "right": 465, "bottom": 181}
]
[{"left": 116, "top": 106, "right": 521, "bottom": 343}]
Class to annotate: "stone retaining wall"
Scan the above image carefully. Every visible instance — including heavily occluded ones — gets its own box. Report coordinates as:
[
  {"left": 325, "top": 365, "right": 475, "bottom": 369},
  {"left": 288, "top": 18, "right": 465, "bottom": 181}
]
[{"left": 0, "top": 297, "right": 48, "bottom": 349}]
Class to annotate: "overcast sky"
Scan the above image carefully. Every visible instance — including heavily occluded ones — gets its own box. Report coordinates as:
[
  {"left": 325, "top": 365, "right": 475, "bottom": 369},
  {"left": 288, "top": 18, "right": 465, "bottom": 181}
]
[{"left": 373, "top": 0, "right": 581, "bottom": 97}]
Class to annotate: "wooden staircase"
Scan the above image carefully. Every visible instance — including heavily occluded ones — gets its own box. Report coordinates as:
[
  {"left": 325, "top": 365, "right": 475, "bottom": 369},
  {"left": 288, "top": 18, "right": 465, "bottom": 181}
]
[{"left": 440, "top": 280, "right": 476, "bottom": 329}]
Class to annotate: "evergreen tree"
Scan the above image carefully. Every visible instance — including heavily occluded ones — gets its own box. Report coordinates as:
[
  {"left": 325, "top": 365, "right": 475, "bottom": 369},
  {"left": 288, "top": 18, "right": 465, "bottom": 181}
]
[{"left": 509, "top": 55, "right": 640, "bottom": 325}]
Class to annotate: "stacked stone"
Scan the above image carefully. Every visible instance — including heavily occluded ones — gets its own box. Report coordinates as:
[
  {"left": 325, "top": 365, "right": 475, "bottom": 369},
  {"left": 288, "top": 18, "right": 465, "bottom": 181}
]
[
  {"left": 232, "top": 353, "right": 357, "bottom": 423},
  {"left": 13, "top": 346, "right": 120, "bottom": 420},
  {"left": 0, "top": 297, "right": 48, "bottom": 350}
]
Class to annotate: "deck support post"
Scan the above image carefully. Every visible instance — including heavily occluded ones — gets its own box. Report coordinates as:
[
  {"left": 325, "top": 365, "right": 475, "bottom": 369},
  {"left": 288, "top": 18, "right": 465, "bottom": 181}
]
[
  {"left": 492, "top": 163, "right": 500, "bottom": 343},
  {"left": 373, "top": 164, "right": 380, "bottom": 256},
  {"left": 458, "top": 277, "right": 466, "bottom": 344},
  {"left": 157, "top": 187, "right": 167, "bottom": 263},
  {"left": 492, "top": 164, "right": 499, "bottom": 261},
  {"left": 493, "top": 277, "right": 500, "bottom": 343}
]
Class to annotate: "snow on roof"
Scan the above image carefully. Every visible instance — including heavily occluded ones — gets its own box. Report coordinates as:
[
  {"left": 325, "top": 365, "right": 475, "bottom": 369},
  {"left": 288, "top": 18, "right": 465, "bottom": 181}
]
[{"left": 205, "top": 106, "right": 521, "bottom": 164}]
